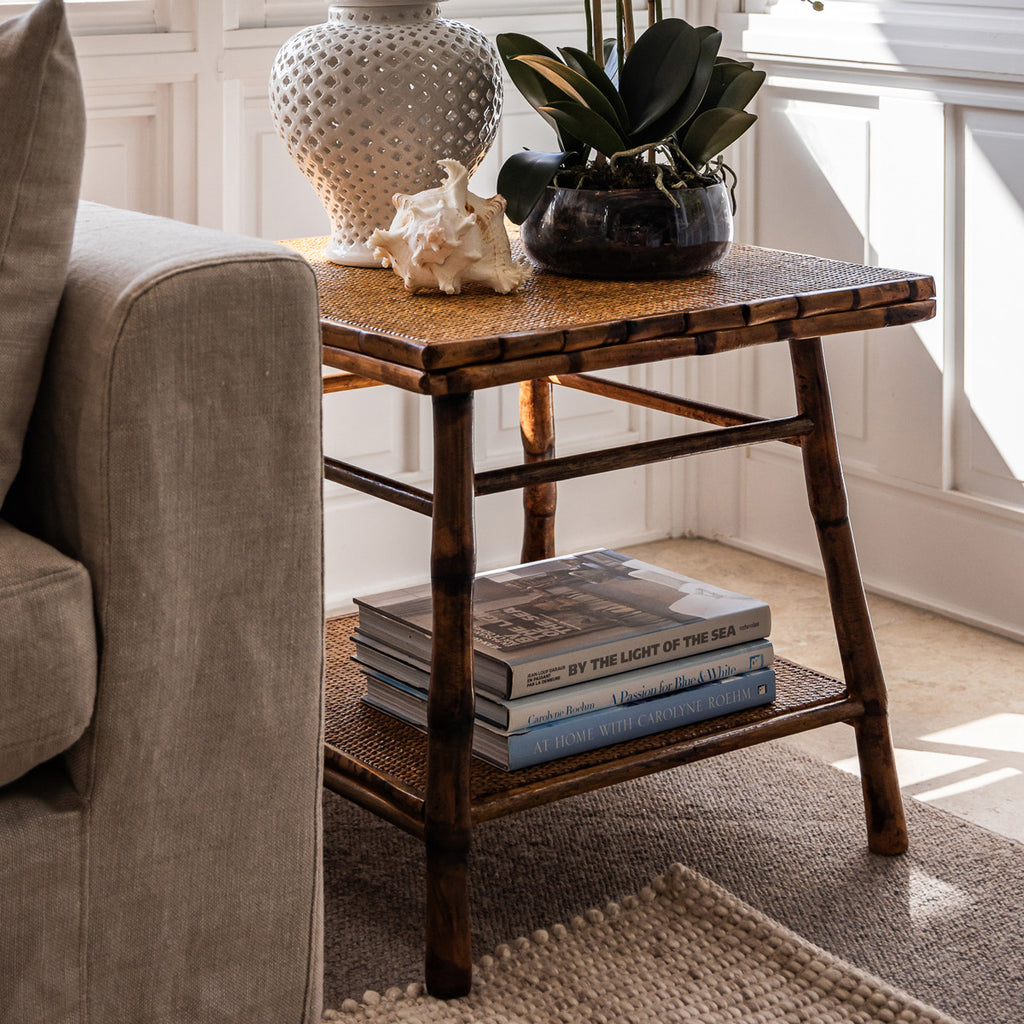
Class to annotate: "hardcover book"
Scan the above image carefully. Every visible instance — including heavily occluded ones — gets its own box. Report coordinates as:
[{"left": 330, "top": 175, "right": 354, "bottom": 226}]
[
  {"left": 354, "top": 549, "right": 771, "bottom": 698},
  {"left": 355, "top": 633, "right": 775, "bottom": 731},
  {"left": 362, "top": 668, "right": 777, "bottom": 771}
]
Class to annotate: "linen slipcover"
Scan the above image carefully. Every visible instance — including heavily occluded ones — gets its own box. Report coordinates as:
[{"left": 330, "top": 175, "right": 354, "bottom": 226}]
[
  {"left": 0, "top": 0, "right": 85, "bottom": 502},
  {"left": 0, "top": 519, "right": 96, "bottom": 787}
]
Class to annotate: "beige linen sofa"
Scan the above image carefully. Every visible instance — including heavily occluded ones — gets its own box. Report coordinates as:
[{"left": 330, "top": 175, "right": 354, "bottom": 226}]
[
  {"left": 0, "top": 201, "right": 327, "bottom": 1024},
  {"left": 1, "top": 7, "right": 325, "bottom": 1023}
]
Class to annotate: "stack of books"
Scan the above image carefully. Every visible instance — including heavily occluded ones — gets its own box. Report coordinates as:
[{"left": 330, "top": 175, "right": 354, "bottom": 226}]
[{"left": 353, "top": 549, "right": 775, "bottom": 771}]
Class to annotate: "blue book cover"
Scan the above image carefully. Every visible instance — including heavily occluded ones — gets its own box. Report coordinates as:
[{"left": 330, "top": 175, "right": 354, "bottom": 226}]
[{"left": 362, "top": 667, "right": 776, "bottom": 771}]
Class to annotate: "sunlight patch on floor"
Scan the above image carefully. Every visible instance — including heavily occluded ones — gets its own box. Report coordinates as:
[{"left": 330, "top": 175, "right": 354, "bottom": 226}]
[
  {"left": 921, "top": 714, "right": 1024, "bottom": 754},
  {"left": 909, "top": 867, "right": 973, "bottom": 924},
  {"left": 914, "top": 767, "right": 1022, "bottom": 803},
  {"left": 830, "top": 748, "right": 986, "bottom": 786}
]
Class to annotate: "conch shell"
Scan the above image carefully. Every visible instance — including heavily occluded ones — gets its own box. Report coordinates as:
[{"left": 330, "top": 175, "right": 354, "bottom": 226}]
[{"left": 370, "top": 160, "right": 531, "bottom": 295}]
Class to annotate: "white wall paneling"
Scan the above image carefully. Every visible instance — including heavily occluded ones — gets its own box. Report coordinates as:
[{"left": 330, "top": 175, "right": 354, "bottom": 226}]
[
  {"left": 958, "top": 107, "right": 1024, "bottom": 508},
  {"left": 15, "top": 1, "right": 176, "bottom": 35},
  {"left": 699, "top": 0, "right": 1024, "bottom": 639},
  {"left": 80, "top": 86, "right": 167, "bottom": 214}
]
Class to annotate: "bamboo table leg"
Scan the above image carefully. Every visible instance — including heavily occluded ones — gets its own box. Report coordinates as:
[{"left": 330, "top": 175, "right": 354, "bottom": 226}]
[
  {"left": 519, "top": 379, "right": 557, "bottom": 562},
  {"left": 790, "top": 338, "right": 908, "bottom": 855},
  {"left": 424, "top": 392, "right": 476, "bottom": 996}
]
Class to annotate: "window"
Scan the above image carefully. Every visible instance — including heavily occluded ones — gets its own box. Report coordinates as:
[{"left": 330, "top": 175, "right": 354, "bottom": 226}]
[{"left": 1, "top": 1, "right": 170, "bottom": 34}]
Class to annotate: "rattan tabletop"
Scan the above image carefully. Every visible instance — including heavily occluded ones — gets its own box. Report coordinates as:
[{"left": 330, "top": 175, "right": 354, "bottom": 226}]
[{"left": 285, "top": 235, "right": 935, "bottom": 383}]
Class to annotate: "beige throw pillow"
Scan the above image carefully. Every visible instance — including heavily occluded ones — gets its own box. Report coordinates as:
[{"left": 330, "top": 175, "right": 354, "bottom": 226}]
[{"left": 0, "top": 0, "right": 85, "bottom": 501}]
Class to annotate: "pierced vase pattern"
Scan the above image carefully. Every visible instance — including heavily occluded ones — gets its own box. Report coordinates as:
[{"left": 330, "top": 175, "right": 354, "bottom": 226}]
[{"left": 269, "top": 0, "right": 502, "bottom": 267}]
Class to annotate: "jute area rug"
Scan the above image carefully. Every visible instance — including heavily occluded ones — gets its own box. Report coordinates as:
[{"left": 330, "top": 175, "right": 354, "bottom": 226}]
[{"left": 322, "top": 741, "right": 1023, "bottom": 1024}]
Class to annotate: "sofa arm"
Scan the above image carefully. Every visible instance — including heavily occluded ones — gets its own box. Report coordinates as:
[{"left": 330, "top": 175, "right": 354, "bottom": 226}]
[{"left": 12, "top": 202, "right": 325, "bottom": 1024}]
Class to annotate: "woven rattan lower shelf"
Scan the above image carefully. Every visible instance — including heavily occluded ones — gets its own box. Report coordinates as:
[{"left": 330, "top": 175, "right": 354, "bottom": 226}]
[{"left": 323, "top": 614, "right": 860, "bottom": 834}]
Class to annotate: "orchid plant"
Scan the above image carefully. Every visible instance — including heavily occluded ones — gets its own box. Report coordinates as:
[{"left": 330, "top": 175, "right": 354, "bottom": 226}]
[{"left": 495, "top": 2, "right": 766, "bottom": 223}]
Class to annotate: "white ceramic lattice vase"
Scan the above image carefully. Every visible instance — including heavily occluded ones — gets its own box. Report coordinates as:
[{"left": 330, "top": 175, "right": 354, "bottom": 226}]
[{"left": 269, "top": 0, "right": 503, "bottom": 267}]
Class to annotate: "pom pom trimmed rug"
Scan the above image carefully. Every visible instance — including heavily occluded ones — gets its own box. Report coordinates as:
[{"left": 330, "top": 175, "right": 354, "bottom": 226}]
[
  {"left": 323, "top": 742, "right": 1024, "bottom": 1024},
  {"left": 327, "top": 863, "right": 962, "bottom": 1024}
]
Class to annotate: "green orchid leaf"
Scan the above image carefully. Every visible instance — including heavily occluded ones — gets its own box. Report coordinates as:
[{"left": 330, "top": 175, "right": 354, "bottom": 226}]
[
  {"left": 631, "top": 27, "right": 721, "bottom": 146},
  {"left": 496, "top": 149, "right": 567, "bottom": 224},
  {"left": 715, "top": 56, "right": 756, "bottom": 71},
  {"left": 496, "top": 31, "right": 560, "bottom": 61},
  {"left": 497, "top": 22, "right": 763, "bottom": 183},
  {"left": 679, "top": 107, "right": 757, "bottom": 168},
  {"left": 539, "top": 101, "right": 629, "bottom": 158},
  {"left": 619, "top": 19, "right": 702, "bottom": 135},
  {"left": 515, "top": 55, "right": 628, "bottom": 135},
  {"left": 699, "top": 62, "right": 765, "bottom": 117},
  {"left": 496, "top": 33, "right": 585, "bottom": 156},
  {"left": 559, "top": 46, "right": 630, "bottom": 128},
  {"left": 496, "top": 34, "right": 564, "bottom": 109},
  {"left": 702, "top": 61, "right": 752, "bottom": 106},
  {"left": 514, "top": 55, "right": 589, "bottom": 104},
  {"left": 717, "top": 68, "right": 766, "bottom": 113},
  {"left": 496, "top": 34, "right": 562, "bottom": 71}
]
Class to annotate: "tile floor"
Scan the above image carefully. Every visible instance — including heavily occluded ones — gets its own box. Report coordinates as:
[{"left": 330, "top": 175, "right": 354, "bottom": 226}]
[{"left": 623, "top": 537, "right": 1024, "bottom": 844}]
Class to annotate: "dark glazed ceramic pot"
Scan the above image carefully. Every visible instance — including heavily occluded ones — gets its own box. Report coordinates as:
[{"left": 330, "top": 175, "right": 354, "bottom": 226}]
[{"left": 521, "top": 180, "right": 733, "bottom": 279}]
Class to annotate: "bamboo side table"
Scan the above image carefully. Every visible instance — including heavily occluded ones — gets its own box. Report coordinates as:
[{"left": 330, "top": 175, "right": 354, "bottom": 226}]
[{"left": 286, "top": 237, "right": 936, "bottom": 999}]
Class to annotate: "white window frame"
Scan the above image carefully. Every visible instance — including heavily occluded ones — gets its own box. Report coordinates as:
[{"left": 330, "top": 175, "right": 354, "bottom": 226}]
[
  {"left": 1, "top": 1, "right": 175, "bottom": 34},
  {"left": 1, "top": 0, "right": 588, "bottom": 33}
]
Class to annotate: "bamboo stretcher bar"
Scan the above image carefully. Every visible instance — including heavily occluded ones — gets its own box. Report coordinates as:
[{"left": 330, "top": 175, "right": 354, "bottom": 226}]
[
  {"left": 323, "top": 455, "right": 433, "bottom": 516},
  {"left": 322, "top": 763, "right": 425, "bottom": 838},
  {"left": 472, "top": 695, "right": 866, "bottom": 823},
  {"left": 322, "top": 370, "right": 383, "bottom": 393},
  {"left": 324, "top": 414, "right": 811, "bottom": 512},
  {"left": 322, "top": 342, "right": 431, "bottom": 393},
  {"left": 474, "top": 415, "right": 814, "bottom": 496},
  {"left": 548, "top": 372, "right": 804, "bottom": 445}
]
